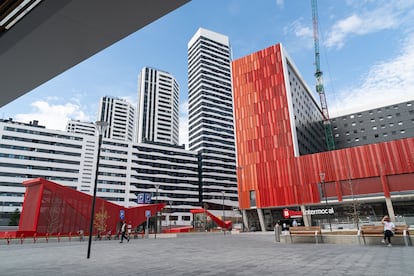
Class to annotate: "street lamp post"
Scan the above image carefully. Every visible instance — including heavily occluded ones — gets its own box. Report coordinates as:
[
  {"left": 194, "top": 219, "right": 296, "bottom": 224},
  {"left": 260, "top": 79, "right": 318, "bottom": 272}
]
[
  {"left": 169, "top": 200, "right": 173, "bottom": 231},
  {"left": 222, "top": 191, "right": 225, "bottom": 235},
  {"left": 87, "top": 121, "right": 108, "bottom": 259},
  {"left": 154, "top": 184, "right": 159, "bottom": 239},
  {"left": 320, "top": 172, "right": 332, "bottom": 232}
]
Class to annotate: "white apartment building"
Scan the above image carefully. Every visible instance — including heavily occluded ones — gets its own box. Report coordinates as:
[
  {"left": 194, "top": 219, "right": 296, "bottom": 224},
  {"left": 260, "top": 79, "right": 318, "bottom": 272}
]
[
  {"left": 66, "top": 120, "right": 96, "bottom": 136},
  {"left": 187, "top": 28, "right": 239, "bottom": 211},
  {"left": 0, "top": 119, "right": 99, "bottom": 225},
  {"left": 0, "top": 119, "right": 201, "bottom": 226},
  {"left": 137, "top": 67, "right": 180, "bottom": 145},
  {"left": 129, "top": 141, "right": 199, "bottom": 226},
  {"left": 98, "top": 96, "right": 136, "bottom": 142}
]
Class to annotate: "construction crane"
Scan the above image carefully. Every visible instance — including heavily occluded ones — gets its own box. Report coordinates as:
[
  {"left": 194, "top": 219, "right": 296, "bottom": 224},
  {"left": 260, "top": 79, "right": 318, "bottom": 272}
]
[{"left": 311, "top": 0, "right": 335, "bottom": 150}]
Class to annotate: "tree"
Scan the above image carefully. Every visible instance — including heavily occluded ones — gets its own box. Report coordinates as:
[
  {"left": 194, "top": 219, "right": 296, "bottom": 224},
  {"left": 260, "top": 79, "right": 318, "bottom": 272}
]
[
  {"left": 94, "top": 203, "right": 109, "bottom": 238},
  {"left": 8, "top": 208, "right": 20, "bottom": 226}
]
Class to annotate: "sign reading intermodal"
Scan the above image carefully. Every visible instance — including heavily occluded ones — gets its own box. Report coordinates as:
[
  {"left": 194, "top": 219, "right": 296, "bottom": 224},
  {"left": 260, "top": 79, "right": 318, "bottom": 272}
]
[{"left": 304, "top": 207, "right": 334, "bottom": 215}]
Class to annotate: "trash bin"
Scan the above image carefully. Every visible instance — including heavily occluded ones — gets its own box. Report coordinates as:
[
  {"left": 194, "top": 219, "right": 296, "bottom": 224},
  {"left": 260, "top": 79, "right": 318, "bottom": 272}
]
[{"left": 274, "top": 224, "right": 281, "bottom": 242}]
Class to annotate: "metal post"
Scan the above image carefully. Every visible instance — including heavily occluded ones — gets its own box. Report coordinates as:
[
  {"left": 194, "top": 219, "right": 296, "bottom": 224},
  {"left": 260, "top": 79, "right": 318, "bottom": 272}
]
[
  {"left": 320, "top": 172, "right": 332, "bottom": 232},
  {"left": 154, "top": 184, "right": 159, "bottom": 239},
  {"left": 87, "top": 121, "right": 108, "bottom": 259},
  {"left": 274, "top": 223, "right": 281, "bottom": 242},
  {"left": 169, "top": 200, "right": 172, "bottom": 231},
  {"left": 222, "top": 191, "right": 225, "bottom": 235}
]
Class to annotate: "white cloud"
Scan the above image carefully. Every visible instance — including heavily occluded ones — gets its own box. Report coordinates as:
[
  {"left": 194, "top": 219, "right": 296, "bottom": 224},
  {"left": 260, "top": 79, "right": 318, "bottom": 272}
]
[
  {"left": 179, "top": 101, "right": 189, "bottom": 149},
  {"left": 15, "top": 100, "right": 91, "bottom": 131},
  {"left": 276, "top": 0, "right": 284, "bottom": 8},
  {"left": 330, "top": 33, "right": 414, "bottom": 116},
  {"left": 283, "top": 19, "right": 314, "bottom": 49},
  {"left": 284, "top": 19, "right": 313, "bottom": 39},
  {"left": 325, "top": 2, "right": 408, "bottom": 49}
]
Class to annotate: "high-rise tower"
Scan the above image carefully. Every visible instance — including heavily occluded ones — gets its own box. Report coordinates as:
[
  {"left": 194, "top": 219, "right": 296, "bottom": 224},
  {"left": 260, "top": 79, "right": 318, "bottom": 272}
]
[
  {"left": 188, "top": 28, "right": 238, "bottom": 210},
  {"left": 136, "top": 67, "right": 180, "bottom": 145},
  {"left": 97, "top": 96, "right": 136, "bottom": 142}
]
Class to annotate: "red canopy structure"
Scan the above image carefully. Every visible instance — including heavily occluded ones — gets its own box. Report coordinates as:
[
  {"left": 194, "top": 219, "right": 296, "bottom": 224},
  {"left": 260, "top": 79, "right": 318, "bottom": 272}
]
[
  {"left": 190, "top": 208, "right": 232, "bottom": 230},
  {"left": 9, "top": 178, "right": 164, "bottom": 238}
]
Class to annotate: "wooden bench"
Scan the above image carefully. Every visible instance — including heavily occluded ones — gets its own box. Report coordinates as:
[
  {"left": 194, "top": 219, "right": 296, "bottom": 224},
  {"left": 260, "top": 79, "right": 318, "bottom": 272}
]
[
  {"left": 289, "top": 226, "right": 322, "bottom": 244},
  {"left": 357, "top": 225, "right": 411, "bottom": 246}
]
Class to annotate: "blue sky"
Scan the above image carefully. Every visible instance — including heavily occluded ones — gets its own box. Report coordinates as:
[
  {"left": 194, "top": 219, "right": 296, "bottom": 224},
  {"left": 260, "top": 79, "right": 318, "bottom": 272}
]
[{"left": 2, "top": 0, "right": 414, "bottom": 146}]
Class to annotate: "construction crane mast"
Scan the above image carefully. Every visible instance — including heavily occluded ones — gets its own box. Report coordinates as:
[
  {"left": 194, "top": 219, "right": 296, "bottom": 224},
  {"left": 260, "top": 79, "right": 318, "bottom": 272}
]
[{"left": 312, "top": 0, "right": 335, "bottom": 150}]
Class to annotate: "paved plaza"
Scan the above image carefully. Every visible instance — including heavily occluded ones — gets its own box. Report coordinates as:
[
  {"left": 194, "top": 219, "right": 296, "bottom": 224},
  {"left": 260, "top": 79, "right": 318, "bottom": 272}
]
[{"left": 0, "top": 232, "right": 413, "bottom": 276}]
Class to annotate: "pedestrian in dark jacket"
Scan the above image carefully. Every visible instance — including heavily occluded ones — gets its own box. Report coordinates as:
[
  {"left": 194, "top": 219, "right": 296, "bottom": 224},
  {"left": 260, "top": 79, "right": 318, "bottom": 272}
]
[{"left": 120, "top": 220, "right": 130, "bottom": 243}]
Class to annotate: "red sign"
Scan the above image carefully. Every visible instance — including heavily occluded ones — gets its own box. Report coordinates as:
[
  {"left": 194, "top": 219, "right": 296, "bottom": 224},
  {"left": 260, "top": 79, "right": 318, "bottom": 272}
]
[{"left": 282, "top": 209, "right": 302, "bottom": 218}]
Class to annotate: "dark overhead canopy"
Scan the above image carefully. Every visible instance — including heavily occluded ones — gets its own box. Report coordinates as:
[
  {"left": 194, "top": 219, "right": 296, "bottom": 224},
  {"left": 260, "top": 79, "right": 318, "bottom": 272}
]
[{"left": 0, "top": 0, "right": 190, "bottom": 107}]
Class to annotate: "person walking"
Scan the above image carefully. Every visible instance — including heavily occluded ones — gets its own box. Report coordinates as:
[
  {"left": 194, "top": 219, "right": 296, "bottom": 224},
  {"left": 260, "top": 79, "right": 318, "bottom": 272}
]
[
  {"left": 120, "top": 220, "right": 130, "bottom": 243},
  {"left": 381, "top": 215, "right": 395, "bottom": 247}
]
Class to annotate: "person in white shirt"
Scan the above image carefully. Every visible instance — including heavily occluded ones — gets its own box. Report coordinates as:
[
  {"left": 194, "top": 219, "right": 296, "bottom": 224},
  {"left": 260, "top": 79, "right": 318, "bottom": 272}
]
[{"left": 381, "top": 215, "right": 395, "bottom": 247}]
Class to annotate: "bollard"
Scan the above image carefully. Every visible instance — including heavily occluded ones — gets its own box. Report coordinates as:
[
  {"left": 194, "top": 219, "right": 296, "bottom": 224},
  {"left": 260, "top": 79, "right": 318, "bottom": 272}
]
[
  {"left": 68, "top": 232, "right": 72, "bottom": 242},
  {"left": 274, "top": 223, "right": 281, "bottom": 242},
  {"left": 57, "top": 232, "right": 61, "bottom": 242},
  {"left": 45, "top": 233, "right": 49, "bottom": 243},
  {"left": 6, "top": 232, "right": 10, "bottom": 245},
  {"left": 20, "top": 234, "right": 25, "bottom": 244},
  {"left": 33, "top": 233, "right": 37, "bottom": 243}
]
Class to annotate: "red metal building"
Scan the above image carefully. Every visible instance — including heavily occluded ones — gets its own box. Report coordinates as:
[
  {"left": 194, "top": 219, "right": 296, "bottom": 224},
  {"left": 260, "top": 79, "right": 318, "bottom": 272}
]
[
  {"left": 12, "top": 178, "right": 164, "bottom": 238},
  {"left": 232, "top": 43, "right": 414, "bottom": 231}
]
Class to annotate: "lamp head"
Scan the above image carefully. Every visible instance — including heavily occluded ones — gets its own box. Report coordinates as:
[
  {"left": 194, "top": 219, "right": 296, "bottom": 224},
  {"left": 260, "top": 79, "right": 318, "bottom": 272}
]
[{"left": 95, "top": 121, "right": 109, "bottom": 135}]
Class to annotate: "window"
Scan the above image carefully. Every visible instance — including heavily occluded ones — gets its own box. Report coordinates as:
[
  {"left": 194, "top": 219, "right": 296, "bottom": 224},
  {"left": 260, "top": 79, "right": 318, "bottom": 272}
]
[{"left": 250, "top": 190, "right": 256, "bottom": 207}]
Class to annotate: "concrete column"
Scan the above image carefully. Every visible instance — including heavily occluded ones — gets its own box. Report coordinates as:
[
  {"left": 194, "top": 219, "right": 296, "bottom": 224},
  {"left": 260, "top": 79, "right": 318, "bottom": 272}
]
[
  {"left": 385, "top": 197, "right": 396, "bottom": 221},
  {"left": 257, "top": 208, "right": 266, "bottom": 232},
  {"left": 242, "top": 209, "right": 249, "bottom": 231},
  {"left": 300, "top": 205, "right": 310, "bottom": 226}
]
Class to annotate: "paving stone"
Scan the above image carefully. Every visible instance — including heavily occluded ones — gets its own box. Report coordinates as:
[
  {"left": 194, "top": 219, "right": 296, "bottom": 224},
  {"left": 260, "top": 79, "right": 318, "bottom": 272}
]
[{"left": 0, "top": 232, "right": 412, "bottom": 275}]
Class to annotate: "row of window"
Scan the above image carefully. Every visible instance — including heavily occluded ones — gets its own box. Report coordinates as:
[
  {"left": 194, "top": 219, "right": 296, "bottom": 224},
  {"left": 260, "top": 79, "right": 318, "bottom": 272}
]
[{"left": 340, "top": 130, "right": 409, "bottom": 142}]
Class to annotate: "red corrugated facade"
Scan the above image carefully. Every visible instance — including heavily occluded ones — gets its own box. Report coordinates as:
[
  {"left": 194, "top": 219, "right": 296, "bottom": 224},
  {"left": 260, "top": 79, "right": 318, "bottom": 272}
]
[
  {"left": 232, "top": 43, "right": 414, "bottom": 210},
  {"left": 16, "top": 178, "right": 164, "bottom": 237}
]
